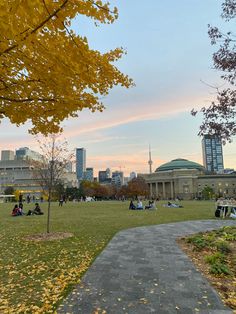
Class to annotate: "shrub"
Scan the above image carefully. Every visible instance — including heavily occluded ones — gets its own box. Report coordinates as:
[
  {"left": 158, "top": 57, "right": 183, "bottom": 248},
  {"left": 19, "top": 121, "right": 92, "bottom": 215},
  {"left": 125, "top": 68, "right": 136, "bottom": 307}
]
[
  {"left": 205, "top": 252, "right": 231, "bottom": 275},
  {"left": 187, "top": 235, "right": 210, "bottom": 250},
  {"left": 215, "top": 240, "right": 232, "bottom": 254},
  {"left": 205, "top": 252, "right": 225, "bottom": 265},
  {"left": 209, "top": 263, "right": 231, "bottom": 275},
  {"left": 223, "top": 232, "right": 236, "bottom": 241}
]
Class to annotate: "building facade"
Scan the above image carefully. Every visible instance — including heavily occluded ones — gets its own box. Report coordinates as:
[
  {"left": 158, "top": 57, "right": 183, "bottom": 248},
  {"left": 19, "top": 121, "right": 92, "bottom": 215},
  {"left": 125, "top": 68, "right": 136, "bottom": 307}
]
[
  {"left": 65, "top": 161, "right": 73, "bottom": 173},
  {"left": 197, "top": 175, "right": 236, "bottom": 199},
  {"left": 141, "top": 158, "right": 236, "bottom": 200},
  {"left": 98, "top": 170, "right": 107, "bottom": 183},
  {"left": 112, "top": 171, "right": 124, "bottom": 188},
  {"left": 130, "top": 172, "right": 137, "bottom": 181},
  {"left": 202, "top": 135, "right": 224, "bottom": 173},
  {"left": 1, "top": 150, "right": 14, "bottom": 161},
  {"left": 76, "top": 148, "right": 86, "bottom": 181},
  {"left": 15, "top": 147, "right": 42, "bottom": 162},
  {"left": 0, "top": 159, "right": 78, "bottom": 196},
  {"left": 0, "top": 159, "right": 42, "bottom": 196},
  {"left": 84, "top": 167, "right": 94, "bottom": 182},
  {"left": 61, "top": 172, "right": 78, "bottom": 189}
]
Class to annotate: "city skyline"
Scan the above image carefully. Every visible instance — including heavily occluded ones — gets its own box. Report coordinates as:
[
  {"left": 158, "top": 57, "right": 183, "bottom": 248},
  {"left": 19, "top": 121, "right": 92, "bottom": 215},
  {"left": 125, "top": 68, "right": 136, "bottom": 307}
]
[
  {"left": 0, "top": 142, "right": 233, "bottom": 179},
  {"left": 0, "top": 1, "right": 236, "bottom": 175}
]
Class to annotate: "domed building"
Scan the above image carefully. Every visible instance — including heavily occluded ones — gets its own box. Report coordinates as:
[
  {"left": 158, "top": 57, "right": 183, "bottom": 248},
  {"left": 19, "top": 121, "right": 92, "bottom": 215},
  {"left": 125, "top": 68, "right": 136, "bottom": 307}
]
[
  {"left": 140, "top": 158, "right": 236, "bottom": 200},
  {"left": 156, "top": 158, "right": 205, "bottom": 173}
]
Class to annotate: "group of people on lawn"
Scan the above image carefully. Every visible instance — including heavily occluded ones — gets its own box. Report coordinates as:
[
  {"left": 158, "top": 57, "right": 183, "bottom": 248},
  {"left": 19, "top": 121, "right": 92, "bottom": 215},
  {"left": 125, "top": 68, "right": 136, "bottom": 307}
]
[
  {"left": 129, "top": 199, "right": 184, "bottom": 210},
  {"left": 215, "top": 198, "right": 236, "bottom": 219},
  {"left": 129, "top": 200, "right": 156, "bottom": 210},
  {"left": 11, "top": 202, "right": 44, "bottom": 216}
]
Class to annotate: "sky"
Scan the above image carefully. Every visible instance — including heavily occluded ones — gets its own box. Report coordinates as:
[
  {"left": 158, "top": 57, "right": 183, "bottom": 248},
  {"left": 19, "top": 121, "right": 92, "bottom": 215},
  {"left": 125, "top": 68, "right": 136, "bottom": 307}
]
[{"left": 1, "top": 0, "right": 236, "bottom": 176}]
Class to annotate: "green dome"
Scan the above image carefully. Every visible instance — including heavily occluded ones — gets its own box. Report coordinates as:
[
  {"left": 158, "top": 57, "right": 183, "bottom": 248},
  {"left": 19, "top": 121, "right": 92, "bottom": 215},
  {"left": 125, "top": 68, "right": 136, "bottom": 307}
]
[{"left": 155, "top": 158, "right": 205, "bottom": 172}]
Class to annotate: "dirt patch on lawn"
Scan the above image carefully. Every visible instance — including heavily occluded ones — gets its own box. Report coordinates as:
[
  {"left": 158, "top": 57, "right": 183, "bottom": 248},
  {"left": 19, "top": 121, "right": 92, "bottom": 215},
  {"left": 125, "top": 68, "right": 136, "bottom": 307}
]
[
  {"left": 25, "top": 232, "right": 74, "bottom": 242},
  {"left": 177, "top": 236, "right": 236, "bottom": 312}
]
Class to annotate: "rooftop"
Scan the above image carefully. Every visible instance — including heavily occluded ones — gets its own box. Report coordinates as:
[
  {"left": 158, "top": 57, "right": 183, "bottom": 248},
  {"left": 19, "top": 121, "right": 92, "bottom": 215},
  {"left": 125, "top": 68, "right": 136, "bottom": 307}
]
[{"left": 155, "top": 158, "right": 205, "bottom": 172}]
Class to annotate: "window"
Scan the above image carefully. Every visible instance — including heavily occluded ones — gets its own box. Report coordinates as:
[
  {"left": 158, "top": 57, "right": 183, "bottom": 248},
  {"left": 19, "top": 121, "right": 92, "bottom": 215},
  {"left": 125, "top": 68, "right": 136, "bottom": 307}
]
[{"left": 183, "top": 185, "right": 189, "bottom": 193}]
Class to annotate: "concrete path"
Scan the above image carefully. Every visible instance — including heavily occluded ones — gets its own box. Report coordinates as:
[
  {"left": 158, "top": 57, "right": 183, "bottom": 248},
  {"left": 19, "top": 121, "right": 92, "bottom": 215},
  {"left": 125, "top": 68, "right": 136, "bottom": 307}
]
[{"left": 58, "top": 220, "right": 236, "bottom": 314}]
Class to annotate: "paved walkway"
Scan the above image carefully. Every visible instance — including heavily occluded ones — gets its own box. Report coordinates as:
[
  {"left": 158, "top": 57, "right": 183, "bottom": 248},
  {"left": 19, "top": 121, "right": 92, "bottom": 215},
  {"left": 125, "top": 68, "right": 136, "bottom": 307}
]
[{"left": 58, "top": 220, "right": 236, "bottom": 314}]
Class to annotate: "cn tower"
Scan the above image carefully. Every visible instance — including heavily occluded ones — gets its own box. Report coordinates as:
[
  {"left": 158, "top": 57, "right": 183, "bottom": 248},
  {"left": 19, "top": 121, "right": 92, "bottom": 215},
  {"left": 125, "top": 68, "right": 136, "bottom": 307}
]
[{"left": 148, "top": 145, "right": 153, "bottom": 174}]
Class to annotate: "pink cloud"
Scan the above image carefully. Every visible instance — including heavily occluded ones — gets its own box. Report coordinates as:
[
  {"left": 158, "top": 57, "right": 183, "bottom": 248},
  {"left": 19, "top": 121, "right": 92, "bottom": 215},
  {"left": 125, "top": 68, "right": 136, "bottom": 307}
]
[{"left": 63, "top": 94, "right": 209, "bottom": 139}]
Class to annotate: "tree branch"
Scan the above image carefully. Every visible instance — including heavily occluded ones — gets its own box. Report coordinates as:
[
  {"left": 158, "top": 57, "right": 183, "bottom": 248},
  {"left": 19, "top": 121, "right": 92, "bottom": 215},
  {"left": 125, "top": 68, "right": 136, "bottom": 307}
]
[
  {"left": 0, "top": 0, "right": 70, "bottom": 56},
  {"left": 0, "top": 96, "right": 56, "bottom": 102},
  {"left": 87, "top": 0, "right": 115, "bottom": 14}
]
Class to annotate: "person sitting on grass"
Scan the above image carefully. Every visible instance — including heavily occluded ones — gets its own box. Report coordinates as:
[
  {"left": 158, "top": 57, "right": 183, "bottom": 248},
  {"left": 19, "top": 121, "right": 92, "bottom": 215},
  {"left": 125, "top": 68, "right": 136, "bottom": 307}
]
[
  {"left": 129, "top": 200, "right": 136, "bottom": 210},
  {"left": 33, "top": 203, "right": 44, "bottom": 215},
  {"left": 136, "top": 200, "right": 143, "bottom": 210},
  {"left": 145, "top": 200, "right": 156, "bottom": 210},
  {"left": 11, "top": 204, "right": 21, "bottom": 216},
  {"left": 18, "top": 202, "right": 24, "bottom": 215},
  {"left": 26, "top": 203, "right": 44, "bottom": 216},
  {"left": 229, "top": 207, "right": 236, "bottom": 219}
]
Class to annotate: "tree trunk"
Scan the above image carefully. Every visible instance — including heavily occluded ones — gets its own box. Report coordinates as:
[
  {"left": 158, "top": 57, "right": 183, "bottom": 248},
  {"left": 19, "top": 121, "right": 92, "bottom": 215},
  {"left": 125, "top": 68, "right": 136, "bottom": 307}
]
[{"left": 47, "top": 189, "right": 51, "bottom": 233}]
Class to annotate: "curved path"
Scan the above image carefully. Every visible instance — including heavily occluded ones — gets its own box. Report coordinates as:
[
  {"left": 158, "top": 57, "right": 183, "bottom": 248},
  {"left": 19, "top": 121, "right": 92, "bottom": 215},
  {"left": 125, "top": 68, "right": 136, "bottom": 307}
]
[{"left": 58, "top": 220, "right": 236, "bottom": 314}]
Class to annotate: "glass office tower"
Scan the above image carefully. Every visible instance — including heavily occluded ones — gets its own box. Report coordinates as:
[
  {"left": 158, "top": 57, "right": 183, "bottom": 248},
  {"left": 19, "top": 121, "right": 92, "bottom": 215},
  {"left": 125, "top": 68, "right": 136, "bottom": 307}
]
[
  {"left": 202, "top": 135, "right": 224, "bottom": 173},
  {"left": 76, "top": 148, "right": 86, "bottom": 181}
]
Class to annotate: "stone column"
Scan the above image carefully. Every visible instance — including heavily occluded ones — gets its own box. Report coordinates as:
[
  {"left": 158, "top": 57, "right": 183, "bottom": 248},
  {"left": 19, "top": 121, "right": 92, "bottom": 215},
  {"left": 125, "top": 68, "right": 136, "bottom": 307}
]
[
  {"left": 155, "top": 182, "right": 158, "bottom": 198},
  {"left": 170, "top": 181, "right": 174, "bottom": 199},
  {"left": 162, "top": 182, "right": 166, "bottom": 199},
  {"left": 150, "top": 183, "right": 153, "bottom": 198}
]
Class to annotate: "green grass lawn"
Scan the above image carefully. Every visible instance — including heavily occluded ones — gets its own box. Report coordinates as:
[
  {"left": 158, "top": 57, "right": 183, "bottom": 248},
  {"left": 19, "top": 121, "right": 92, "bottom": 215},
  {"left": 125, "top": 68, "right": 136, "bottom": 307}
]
[{"left": 0, "top": 200, "right": 217, "bottom": 313}]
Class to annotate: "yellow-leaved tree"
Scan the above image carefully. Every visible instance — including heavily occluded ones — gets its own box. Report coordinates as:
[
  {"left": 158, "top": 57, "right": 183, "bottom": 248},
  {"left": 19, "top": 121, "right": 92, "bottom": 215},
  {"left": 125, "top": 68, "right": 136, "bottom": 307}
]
[{"left": 0, "top": 0, "right": 133, "bottom": 134}]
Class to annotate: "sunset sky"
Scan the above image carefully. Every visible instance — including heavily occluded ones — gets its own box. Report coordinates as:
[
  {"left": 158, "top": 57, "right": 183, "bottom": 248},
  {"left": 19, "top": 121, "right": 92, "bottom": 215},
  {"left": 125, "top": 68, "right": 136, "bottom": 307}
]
[{"left": 1, "top": 0, "right": 235, "bottom": 176}]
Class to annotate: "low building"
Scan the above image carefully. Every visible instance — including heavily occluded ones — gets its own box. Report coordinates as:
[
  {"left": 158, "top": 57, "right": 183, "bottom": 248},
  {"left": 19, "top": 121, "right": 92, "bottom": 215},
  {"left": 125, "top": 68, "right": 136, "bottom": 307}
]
[
  {"left": 0, "top": 159, "right": 78, "bottom": 197},
  {"left": 198, "top": 174, "right": 236, "bottom": 199},
  {"left": 141, "top": 158, "right": 236, "bottom": 200},
  {"left": 0, "top": 159, "right": 42, "bottom": 196}
]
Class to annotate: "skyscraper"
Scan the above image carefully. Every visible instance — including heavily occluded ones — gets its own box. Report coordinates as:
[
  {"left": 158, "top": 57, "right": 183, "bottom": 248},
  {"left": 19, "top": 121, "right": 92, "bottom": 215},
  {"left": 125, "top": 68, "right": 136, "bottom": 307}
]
[
  {"left": 76, "top": 148, "right": 86, "bottom": 181},
  {"left": 84, "top": 167, "right": 94, "bottom": 182},
  {"left": 98, "top": 170, "right": 107, "bottom": 183},
  {"left": 202, "top": 135, "right": 224, "bottom": 173},
  {"left": 106, "top": 168, "right": 111, "bottom": 178},
  {"left": 112, "top": 171, "right": 124, "bottom": 187}
]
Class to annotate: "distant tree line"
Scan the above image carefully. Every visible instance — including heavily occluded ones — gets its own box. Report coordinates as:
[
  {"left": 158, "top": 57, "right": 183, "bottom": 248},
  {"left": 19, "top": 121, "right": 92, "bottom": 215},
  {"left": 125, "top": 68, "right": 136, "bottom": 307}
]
[
  {"left": 65, "top": 177, "right": 149, "bottom": 201},
  {"left": 2, "top": 177, "right": 149, "bottom": 202}
]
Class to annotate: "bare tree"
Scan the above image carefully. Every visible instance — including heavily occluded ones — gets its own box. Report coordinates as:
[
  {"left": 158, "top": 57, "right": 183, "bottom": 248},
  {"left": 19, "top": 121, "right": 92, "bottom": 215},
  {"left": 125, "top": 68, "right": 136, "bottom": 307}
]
[
  {"left": 192, "top": 0, "right": 236, "bottom": 143},
  {"left": 33, "top": 134, "right": 73, "bottom": 233}
]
